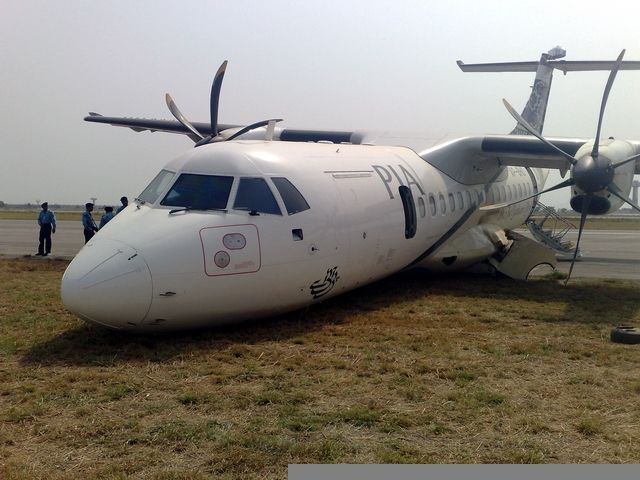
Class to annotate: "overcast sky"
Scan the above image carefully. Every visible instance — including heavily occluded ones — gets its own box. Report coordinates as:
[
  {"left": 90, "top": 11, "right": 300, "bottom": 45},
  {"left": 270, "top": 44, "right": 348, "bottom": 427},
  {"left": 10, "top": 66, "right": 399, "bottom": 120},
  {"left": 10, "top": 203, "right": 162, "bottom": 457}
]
[{"left": 2, "top": 0, "right": 640, "bottom": 208}]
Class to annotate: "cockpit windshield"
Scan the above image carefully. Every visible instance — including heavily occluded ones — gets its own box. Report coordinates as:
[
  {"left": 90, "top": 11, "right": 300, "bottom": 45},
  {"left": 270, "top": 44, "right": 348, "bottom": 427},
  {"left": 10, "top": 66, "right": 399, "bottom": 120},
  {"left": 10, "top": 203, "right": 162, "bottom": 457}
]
[
  {"left": 137, "top": 169, "right": 176, "bottom": 204},
  {"left": 233, "top": 177, "right": 281, "bottom": 215},
  {"left": 160, "top": 173, "right": 234, "bottom": 210}
]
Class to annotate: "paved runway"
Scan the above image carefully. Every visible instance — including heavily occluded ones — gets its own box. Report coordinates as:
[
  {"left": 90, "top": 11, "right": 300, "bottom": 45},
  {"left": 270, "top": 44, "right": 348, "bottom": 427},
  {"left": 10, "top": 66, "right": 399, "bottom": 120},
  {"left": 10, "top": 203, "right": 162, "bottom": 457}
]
[
  {"left": 539, "top": 230, "right": 640, "bottom": 281},
  {"left": 0, "top": 220, "right": 84, "bottom": 258},
  {"left": 1, "top": 219, "right": 639, "bottom": 280}
]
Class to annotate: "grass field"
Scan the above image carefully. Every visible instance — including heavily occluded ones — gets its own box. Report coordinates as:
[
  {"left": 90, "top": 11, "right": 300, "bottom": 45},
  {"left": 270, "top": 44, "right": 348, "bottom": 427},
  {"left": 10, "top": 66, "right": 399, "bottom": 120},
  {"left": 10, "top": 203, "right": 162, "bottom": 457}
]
[{"left": 1, "top": 258, "right": 640, "bottom": 478}]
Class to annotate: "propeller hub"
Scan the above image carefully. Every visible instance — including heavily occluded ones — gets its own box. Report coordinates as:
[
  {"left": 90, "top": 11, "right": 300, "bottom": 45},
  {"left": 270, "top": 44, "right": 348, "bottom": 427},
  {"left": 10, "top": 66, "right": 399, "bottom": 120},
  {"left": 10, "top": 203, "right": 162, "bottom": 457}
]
[{"left": 572, "top": 154, "right": 614, "bottom": 193}]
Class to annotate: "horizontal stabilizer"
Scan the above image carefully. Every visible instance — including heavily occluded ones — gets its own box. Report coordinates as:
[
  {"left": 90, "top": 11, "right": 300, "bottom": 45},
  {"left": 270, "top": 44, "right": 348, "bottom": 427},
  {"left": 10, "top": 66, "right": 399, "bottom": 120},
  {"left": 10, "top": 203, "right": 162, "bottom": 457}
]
[{"left": 457, "top": 59, "right": 640, "bottom": 73}]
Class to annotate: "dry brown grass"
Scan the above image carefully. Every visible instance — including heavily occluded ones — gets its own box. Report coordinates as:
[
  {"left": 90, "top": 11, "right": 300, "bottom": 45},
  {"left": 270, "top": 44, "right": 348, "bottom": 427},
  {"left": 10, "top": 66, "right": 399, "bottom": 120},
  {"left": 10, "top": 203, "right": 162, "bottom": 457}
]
[{"left": 1, "top": 258, "right": 640, "bottom": 478}]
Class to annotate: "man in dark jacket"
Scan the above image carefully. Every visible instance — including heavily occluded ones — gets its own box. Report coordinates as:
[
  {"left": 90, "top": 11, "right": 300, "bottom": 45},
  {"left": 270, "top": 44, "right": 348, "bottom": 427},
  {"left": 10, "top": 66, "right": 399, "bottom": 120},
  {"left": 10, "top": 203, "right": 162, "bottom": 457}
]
[
  {"left": 36, "top": 202, "right": 56, "bottom": 256},
  {"left": 82, "top": 203, "right": 98, "bottom": 244}
]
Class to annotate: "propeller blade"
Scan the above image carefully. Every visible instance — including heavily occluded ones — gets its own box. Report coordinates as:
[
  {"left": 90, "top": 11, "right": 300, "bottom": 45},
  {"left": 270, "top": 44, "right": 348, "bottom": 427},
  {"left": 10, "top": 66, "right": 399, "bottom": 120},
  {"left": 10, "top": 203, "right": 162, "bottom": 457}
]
[
  {"left": 564, "top": 195, "right": 591, "bottom": 285},
  {"left": 607, "top": 183, "right": 640, "bottom": 214},
  {"left": 592, "top": 49, "right": 625, "bottom": 158},
  {"left": 210, "top": 60, "right": 228, "bottom": 137},
  {"left": 612, "top": 151, "right": 640, "bottom": 169},
  {"left": 492, "top": 178, "right": 574, "bottom": 209},
  {"left": 165, "top": 94, "right": 205, "bottom": 141},
  {"left": 226, "top": 119, "right": 283, "bottom": 141},
  {"left": 502, "top": 99, "right": 577, "bottom": 166}
]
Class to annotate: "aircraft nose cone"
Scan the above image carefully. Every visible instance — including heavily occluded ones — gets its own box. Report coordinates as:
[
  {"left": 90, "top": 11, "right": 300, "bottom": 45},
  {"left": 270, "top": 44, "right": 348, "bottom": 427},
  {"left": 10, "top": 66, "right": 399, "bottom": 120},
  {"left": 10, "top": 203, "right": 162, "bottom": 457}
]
[{"left": 61, "top": 239, "right": 152, "bottom": 329}]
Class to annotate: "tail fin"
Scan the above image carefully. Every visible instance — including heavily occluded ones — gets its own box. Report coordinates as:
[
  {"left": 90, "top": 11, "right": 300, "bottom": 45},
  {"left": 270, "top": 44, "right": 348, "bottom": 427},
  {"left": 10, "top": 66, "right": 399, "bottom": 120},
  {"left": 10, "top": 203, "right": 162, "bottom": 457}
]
[
  {"left": 508, "top": 49, "right": 563, "bottom": 135},
  {"left": 457, "top": 46, "right": 566, "bottom": 135},
  {"left": 458, "top": 47, "right": 640, "bottom": 135}
]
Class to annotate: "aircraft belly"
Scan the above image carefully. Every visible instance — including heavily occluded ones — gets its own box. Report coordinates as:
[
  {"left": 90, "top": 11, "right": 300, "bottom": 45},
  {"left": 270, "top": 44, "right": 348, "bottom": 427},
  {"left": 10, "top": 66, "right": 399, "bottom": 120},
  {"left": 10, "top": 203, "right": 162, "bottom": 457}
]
[
  {"left": 140, "top": 258, "right": 346, "bottom": 330},
  {"left": 413, "top": 225, "right": 497, "bottom": 271}
]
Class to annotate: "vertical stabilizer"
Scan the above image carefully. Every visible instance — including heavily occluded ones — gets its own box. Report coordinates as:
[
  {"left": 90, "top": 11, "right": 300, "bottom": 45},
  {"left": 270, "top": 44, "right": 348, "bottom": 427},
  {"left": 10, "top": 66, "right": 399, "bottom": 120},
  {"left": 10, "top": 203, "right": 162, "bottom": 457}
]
[
  {"left": 457, "top": 46, "right": 567, "bottom": 135},
  {"left": 510, "top": 47, "right": 566, "bottom": 135}
]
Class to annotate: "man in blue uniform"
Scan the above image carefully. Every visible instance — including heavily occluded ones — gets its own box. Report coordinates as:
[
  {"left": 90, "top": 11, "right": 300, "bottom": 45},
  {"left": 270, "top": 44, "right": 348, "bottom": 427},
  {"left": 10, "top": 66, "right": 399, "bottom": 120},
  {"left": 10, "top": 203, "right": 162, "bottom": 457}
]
[
  {"left": 99, "top": 206, "right": 115, "bottom": 229},
  {"left": 116, "top": 196, "right": 128, "bottom": 214},
  {"left": 36, "top": 202, "right": 56, "bottom": 256},
  {"left": 82, "top": 203, "right": 98, "bottom": 244}
]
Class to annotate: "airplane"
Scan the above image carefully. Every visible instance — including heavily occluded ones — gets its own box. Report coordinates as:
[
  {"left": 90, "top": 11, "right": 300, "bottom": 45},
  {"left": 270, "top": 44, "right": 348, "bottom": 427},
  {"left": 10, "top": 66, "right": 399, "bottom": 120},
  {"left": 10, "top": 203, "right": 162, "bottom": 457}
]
[{"left": 61, "top": 47, "right": 640, "bottom": 331}]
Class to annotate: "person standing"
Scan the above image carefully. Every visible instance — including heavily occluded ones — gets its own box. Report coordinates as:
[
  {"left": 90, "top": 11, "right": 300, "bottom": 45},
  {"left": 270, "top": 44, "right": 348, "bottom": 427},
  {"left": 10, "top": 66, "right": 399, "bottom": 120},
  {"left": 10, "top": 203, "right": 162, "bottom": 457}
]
[
  {"left": 116, "top": 196, "right": 128, "bottom": 214},
  {"left": 99, "top": 206, "right": 115, "bottom": 229},
  {"left": 82, "top": 203, "right": 98, "bottom": 244},
  {"left": 36, "top": 202, "right": 56, "bottom": 256}
]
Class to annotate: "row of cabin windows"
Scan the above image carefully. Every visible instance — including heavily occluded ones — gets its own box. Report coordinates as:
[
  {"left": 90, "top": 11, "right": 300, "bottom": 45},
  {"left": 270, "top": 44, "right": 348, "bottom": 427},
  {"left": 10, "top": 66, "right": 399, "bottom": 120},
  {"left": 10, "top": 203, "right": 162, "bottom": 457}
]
[
  {"left": 418, "top": 182, "right": 533, "bottom": 218},
  {"left": 138, "top": 170, "right": 310, "bottom": 216},
  {"left": 487, "top": 182, "right": 533, "bottom": 205}
]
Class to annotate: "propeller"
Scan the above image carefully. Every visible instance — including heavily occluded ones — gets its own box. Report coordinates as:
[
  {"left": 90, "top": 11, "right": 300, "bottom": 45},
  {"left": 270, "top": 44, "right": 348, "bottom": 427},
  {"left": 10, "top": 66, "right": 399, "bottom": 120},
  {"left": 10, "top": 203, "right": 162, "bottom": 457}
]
[
  {"left": 164, "top": 60, "right": 282, "bottom": 146},
  {"left": 501, "top": 49, "right": 640, "bottom": 283}
]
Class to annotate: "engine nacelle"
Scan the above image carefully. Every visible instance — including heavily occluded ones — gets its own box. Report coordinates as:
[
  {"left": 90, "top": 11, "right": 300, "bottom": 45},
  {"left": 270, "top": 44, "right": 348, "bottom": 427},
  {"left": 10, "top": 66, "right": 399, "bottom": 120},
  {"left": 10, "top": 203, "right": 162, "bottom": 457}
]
[{"left": 569, "top": 139, "right": 636, "bottom": 215}]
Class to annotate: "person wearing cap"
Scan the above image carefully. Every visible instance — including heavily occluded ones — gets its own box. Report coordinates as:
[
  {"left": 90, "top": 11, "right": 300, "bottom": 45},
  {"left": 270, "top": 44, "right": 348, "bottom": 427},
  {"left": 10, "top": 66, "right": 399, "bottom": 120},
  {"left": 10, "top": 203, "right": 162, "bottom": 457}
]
[
  {"left": 82, "top": 203, "right": 99, "bottom": 243},
  {"left": 99, "top": 206, "right": 115, "bottom": 229},
  {"left": 116, "top": 196, "right": 128, "bottom": 214},
  {"left": 36, "top": 202, "right": 56, "bottom": 256}
]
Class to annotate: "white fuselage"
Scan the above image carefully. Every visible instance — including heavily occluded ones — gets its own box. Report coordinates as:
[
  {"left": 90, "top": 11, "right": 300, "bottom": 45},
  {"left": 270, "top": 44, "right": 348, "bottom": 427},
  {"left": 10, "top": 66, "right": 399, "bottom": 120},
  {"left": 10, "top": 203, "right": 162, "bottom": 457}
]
[{"left": 61, "top": 141, "right": 539, "bottom": 330}]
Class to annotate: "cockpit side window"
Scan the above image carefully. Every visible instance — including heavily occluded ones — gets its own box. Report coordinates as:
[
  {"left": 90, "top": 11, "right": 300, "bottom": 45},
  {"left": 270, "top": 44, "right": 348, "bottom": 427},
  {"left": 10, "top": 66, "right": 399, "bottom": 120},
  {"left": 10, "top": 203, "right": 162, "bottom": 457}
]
[
  {"left": 271, "top": 177, "right": 310, "bottom": 215},
  {"left": 160, "top": 174, "right": 233, "bottom": 209},
  {"left": 233, "top": 177, "right": 282, "bottom": 215},
  {"left": 138, "top": 169, "right": 176, "bottom": 204}
]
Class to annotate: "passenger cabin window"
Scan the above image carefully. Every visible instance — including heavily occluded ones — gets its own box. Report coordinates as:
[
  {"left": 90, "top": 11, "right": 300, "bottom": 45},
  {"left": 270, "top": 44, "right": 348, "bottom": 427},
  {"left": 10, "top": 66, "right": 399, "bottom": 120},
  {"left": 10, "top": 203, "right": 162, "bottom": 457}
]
[
  {"left": 418, "top": 197, "right": 426, "bottom": 217},
  {"left": 271, "top": 177, "right": 310, "bottom": 215},
  {"left": 439, "top": 193, "right": 446, "bottom": 214},
  {"left": 138, "top": 169, "right": 176, "bottom": 204},
  {"left": 161, "top": 173, "right": 233, "bottom": 210},
  {"left": 428, "top": 194, "right": 437, "bottom": 216},
  {"left": 234, "top": 177, "right": 282, "bottom": 215}
]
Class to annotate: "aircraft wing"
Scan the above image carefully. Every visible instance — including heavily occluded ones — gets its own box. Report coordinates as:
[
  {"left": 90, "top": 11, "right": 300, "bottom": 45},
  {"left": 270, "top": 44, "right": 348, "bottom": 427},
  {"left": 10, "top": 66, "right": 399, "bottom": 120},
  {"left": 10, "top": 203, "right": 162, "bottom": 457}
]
[
  {"left": 476, "top": 135, "right": 640, "bottom": 175},
  {"left": 84, "top": 113, "right": 234, "bottom": 141},
  {"left": 411, "top": 135, "right": 640, "bottom": 181},
  {"left": 417, "top": 135, "right": 587, "bottom": 182},
  {"left": 85, "top": 114, "right": 640, "bottom": 175},
  {"left": 84, "top": 113, "right": 354, "bottom": 144}
]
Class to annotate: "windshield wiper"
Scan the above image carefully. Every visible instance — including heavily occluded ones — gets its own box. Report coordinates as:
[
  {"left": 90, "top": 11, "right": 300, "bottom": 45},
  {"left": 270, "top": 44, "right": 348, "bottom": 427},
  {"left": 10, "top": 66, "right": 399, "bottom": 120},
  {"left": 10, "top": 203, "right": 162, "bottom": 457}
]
[{"left": 168, "top": 206, "right": 228, "bottom": 214}]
